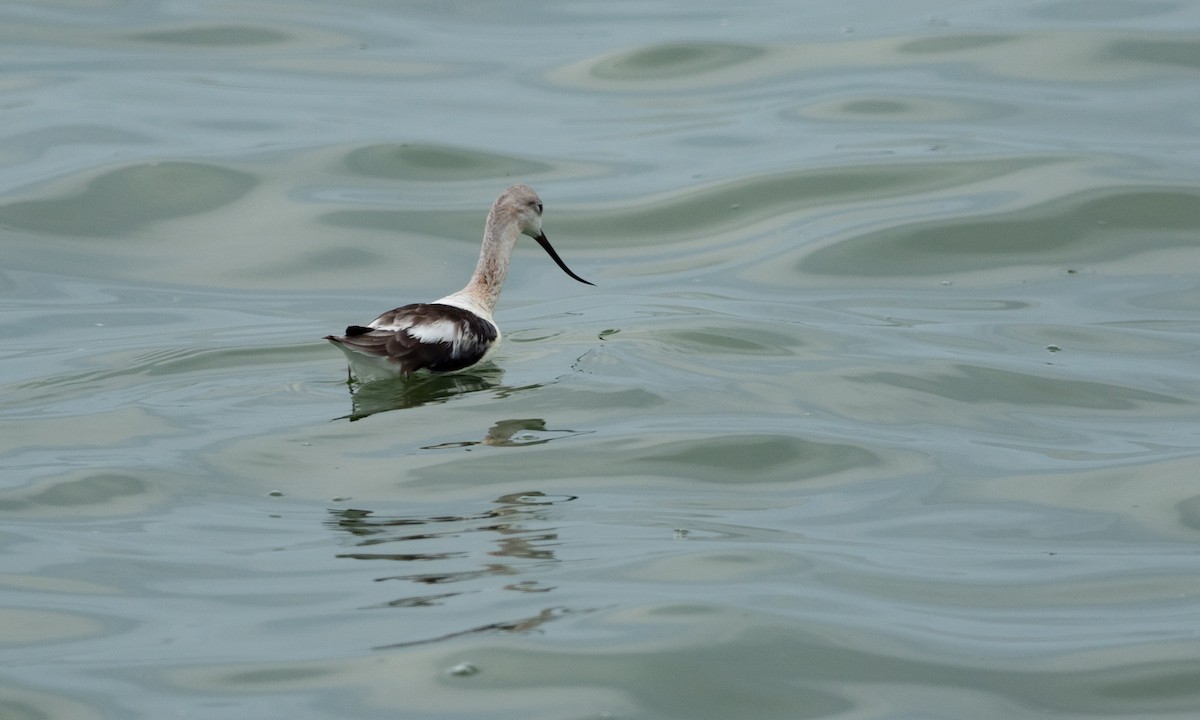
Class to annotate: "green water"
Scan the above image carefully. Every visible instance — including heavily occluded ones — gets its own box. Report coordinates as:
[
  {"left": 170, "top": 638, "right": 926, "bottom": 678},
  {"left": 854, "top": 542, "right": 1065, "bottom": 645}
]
[{"left": 2, "top": 1, "right": 1200, "bottom": 718}]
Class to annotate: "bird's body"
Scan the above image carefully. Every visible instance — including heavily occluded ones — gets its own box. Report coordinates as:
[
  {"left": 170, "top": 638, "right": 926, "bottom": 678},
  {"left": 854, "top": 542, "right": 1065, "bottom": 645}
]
[{"left": 325, "top": 184, "right": 592, "bottom": 382}]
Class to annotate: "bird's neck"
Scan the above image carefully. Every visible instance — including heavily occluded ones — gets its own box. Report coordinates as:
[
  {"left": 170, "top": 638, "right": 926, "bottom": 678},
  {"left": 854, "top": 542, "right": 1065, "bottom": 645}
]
[{"left": 443, "top": 213, "right": 519, "bottom": 319}]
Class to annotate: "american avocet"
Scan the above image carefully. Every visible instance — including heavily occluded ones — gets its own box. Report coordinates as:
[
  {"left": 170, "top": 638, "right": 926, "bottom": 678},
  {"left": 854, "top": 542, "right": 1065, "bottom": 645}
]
[{"left": 326, "top": 184, "right": 593, "bottom": 382}]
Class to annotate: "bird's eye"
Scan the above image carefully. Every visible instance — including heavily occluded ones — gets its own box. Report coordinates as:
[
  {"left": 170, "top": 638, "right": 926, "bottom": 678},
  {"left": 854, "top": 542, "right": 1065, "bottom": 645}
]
[{"left": 535, "top": 202, "right": 543, "bottom": 215}]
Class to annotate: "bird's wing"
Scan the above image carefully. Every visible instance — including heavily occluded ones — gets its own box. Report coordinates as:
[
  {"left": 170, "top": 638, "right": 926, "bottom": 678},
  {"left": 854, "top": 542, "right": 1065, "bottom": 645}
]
[{"left": 327, "top": 303, "right": 497, "bottom": 374}]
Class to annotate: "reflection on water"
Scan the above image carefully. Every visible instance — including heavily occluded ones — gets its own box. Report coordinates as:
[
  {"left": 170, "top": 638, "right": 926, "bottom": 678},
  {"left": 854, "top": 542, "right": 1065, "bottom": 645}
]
[
  {"left": 329, "top": 491, "right": 580, "bottom": 648},
  {"left": 373, "top": 607, "right": 576, "bottom": 650},
  {"left": 423, "top": 418, "right": 590, "bottom": 449},
  {"left": 340, "top": 367, "right": 505, "bottom": 420}
]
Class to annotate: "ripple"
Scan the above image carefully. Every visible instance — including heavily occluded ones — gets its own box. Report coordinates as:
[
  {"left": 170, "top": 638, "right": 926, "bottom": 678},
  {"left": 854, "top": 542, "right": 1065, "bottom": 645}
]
[
  {"left": 897, "top": 34, "right": 1018, "bottom": 55},
  {"left": 0, "top": 161, "right": 256, "bottom": 237},
  {"left": 1179, "top": 494, "right": 1200, "bottom": 532},
  {"left": 0, "top": 608, "right": 106, "bottom": 644},
  {"left": 848, "top": 362, "right": 1190, "bottom": 410},
  {"left": 623, "top": 549, "right": 805, "bottom": 583},
  {"left": 1105, "top": 37, "right": 1200, "bottom": 70},
  {"left": 550, "top": 31, "right": 1188, "bottom": 91},
  {"left": 637, "top": 435, "right": 881, "bottom": 484},
  {"left": 589, "top": 42, "right": 765, "bottom": 81},
  {"left": 1031, "top": 0, "right": 1180, "bottom": 22},
  {"left": 554, "top": 157, "right": 1047, "bottom": 249},
  {"left": 128, "top": 25, "right": 290, "bottom": 46},
  {"left": 788, "top": 94, "right": 1013, "bottom": 123},
  {"left": 3, "top": 344, "right": 319, "bottom": 408},
  {"left": 998, "top": 323, "right": 1199, "bottom": 355},
  {"left": 0, "top": 470, "right": 163, "bottom": 518},
  {"left": 342, "top": 143, "right": 552, "bottom": 182},
  {"left": 550, "top": 41, "right": 780, "bottom": 91},
  {"left": 0, "top": 684, "right": 100, "bottom": 720},
  {"left": 1, "top": 125, "right": 150, "bottom": 163},
  {"left": 801, "top": 185, "right": 1200, "bottom": 277},
  {"left": 659, "top": 325, "right": 803, "bottom": 357},
  {"left": 406, "top": 431, "right": 885, "bottom": 488}
]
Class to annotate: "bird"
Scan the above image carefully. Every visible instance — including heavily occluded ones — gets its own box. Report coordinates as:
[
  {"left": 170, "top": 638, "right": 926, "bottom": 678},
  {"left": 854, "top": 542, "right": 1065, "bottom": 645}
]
[{"left": 325, "top": 184, "right": 593, "bottom": 382}]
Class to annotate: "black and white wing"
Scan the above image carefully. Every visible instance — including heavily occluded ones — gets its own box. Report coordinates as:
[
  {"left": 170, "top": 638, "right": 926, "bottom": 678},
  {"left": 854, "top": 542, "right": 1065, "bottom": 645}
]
[{"left": 325, "top": 303, "right": 498, "bottom": 375}]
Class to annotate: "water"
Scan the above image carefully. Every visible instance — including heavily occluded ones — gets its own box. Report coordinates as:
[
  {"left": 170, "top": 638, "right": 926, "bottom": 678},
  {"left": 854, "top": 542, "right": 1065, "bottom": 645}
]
[{"left": 3, "top": 1, "right": 1200, "bottom": 718}]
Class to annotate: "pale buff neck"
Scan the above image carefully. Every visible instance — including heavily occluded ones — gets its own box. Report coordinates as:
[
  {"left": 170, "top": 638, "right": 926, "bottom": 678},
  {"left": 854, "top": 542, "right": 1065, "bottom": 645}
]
[{"left": 435, "top": 203, "right": 521, "bottom": 320}]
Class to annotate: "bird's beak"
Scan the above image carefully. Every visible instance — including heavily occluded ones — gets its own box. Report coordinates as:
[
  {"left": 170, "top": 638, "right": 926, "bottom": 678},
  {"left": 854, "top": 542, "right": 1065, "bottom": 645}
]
[{"left": 534, "top": 232, "right": 594, "bottom": 286}]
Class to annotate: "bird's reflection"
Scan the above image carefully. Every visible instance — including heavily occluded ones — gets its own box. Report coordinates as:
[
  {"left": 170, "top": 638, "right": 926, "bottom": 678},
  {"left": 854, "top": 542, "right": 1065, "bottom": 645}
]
[
  {"left": 327, "top": 490, "right": 584, "bottom": 648},
  {"left": 422, "top": 417, "right": 587, "bottom": 450},
  {"left": 338, "top": 366, "right": 505, "bottom": 420},
  {"left": 373, "top": 607, "right": 576, "bottom": 650}
]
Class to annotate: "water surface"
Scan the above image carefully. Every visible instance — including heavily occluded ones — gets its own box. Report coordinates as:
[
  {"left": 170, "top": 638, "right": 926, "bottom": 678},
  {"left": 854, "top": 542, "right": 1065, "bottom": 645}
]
[{"left": 3, "top": 1, "right": 1200, "bottom": 718}]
